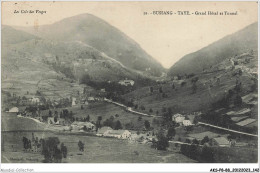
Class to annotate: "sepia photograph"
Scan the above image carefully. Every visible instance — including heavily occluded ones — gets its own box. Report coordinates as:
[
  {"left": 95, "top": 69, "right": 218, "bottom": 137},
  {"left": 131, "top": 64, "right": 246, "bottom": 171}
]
[{"left": 0, "top": 1, "right": 258, "bottom": 170}]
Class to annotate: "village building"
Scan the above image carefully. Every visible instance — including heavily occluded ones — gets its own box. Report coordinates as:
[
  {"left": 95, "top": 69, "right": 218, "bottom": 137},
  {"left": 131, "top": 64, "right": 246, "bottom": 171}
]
[
  {"left": 211, "top": 137, "right": 230, "bottom": 147},
  {"left": 226, "top": 108, "right": 251, "bottom": 117},
  {"left": 131, "top": 132, "right": 155, "bottom": 143},
  {"left": 214, "top": 108, "right": 226, "bottom": 113},
  {"left": 236, "top": 108, "right": 251, "bottom": 116},
  {"left": 244, "top": 121, "right": 258, "bottom": 128},
  {"left": 242, "top": 93, "right": 258, "bottom": 105},
  {"left": 249, "top": 68, "right": 258, "bottom": 75},
  {"left": 72, "top": 97, "right": 77, "bottom": 106},
  {"left": 88, "top": 97, "right": 95, "bottom": 101},
  {"left": 173, "top": 76, "right": 178, "bottom": 80},
  {"left": 183, "top": 120, "right": 192, "bottom": 126},
  {"left": 8, "top": 107, "right": 19, "bottom": 113},
  {"left": 226, "top": 111, "right": 236, "bottom": 116},
  {"left": 172, "top": 113, "right": 185, "bottom": 124},
  {"left": 52, "top": 101, "right": 59, "bottom": 107},
  {"left": 30, "top": 97, "right": 40, "bottom": 104},
  {"left": 104, "top": 130, "right": 131, "bottom": 139},
  {"left": 231, "top": 116, "right": 249, "bottom": 123},
  {"left": 118, "top": 80, "right": 135, "bottom": 86},
  {"left": 236, "top": 118, "right": 256, "bottom": 127}
]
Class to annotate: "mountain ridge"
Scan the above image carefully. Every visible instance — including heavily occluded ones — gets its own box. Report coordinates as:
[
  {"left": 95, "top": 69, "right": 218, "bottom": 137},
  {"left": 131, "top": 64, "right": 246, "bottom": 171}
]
[
  {"left": 11, "top": 13, "right": 165, "bottom": 76},
  {"left": 168, "top": 22, "right": 258, "bottom": 76}
]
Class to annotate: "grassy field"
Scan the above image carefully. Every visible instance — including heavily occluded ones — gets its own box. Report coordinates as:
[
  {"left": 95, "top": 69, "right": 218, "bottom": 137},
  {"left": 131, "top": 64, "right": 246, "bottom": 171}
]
[
  {"left": 2, "top": 131, "right": 196, "bottom": 163},
  {"left": 2, "top": 112, "right": 47, "bottom": 131},
  {"left": 1, "top": 115, "right": 195, "bottom": 163}
]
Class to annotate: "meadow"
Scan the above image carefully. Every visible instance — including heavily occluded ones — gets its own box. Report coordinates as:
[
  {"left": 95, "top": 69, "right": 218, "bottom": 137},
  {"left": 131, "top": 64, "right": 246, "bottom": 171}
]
[{"left": 1, "top": 112, "right": 195, "bottom": 163}]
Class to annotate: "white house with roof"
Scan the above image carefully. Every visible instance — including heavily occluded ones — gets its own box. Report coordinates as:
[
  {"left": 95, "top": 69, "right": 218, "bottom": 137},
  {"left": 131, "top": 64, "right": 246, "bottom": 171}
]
[
  {"left": 88, "top": 97, "right": 95, "bottom": 101},
  {"left": 183, "top": 120, "right": 192, "bottom": 126},
  {"left": 211, "top": 137, "right": 230, "bottom": 147},
  {"left": 72, "top": 97, "right": 77, "bottom": 106},
  {"left": 242, "top": 93, "right": 257, "bottom": 105},
  {"left": 30, "top": 97, "right": 40, "bottom": 104},
  {"left": 118, "top": 80, "right": 135, "bottom": 86},
  {"left": 236, "top": 108, "right": 251, "bottom": 115},
  {"left": 236, "top": 118, "right": 256, "bottom": 127},
  {"left": 173, "top": 76, "right": 178, "bottom": 80},
  {"left": 172, "top": 113, "right": 185, "bottom": 124},
  {"left": 8, "top": 107, "right": 19, "bottom": 113}
]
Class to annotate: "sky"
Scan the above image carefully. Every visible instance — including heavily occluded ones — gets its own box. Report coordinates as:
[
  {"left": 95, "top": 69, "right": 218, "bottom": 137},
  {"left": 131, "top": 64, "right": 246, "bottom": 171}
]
[{"left": 2, "top": 1, "right": 258, "bottom": 68}]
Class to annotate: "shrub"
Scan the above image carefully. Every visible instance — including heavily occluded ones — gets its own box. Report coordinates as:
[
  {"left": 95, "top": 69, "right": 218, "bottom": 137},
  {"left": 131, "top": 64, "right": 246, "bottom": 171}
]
[
  {"left": 42, "top": 137, "right": 62, "bottom": 163},
  {"left": 167, "top": 127, "right": 176, "bottom": 139},
  {"left": 114, "top": 120, "right": 122, "bottom": 130},
  {"left": 144, "top": 120, "right": 150, "bottom": 130},
  {"left": 156, "top": 132, "right": 169, "bottom": 150}
]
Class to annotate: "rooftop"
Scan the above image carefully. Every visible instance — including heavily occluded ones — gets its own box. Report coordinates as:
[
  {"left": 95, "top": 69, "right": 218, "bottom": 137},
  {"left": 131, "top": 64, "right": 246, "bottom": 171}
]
[
  {"left": 226, "top": 108, "right": 251, "bottom": 116},
  {"left": 236, "top": 108, "right": 251, "bottom": 115},
  {"left": 242, "top": 93, "right": 257, "bottom": 104},
  {"left": 226, "top": 111, "right": 236, "bottom": 116},
  {"left": 236, "top": 118, "right": 256, "bottom": 126},
  {"left": 245, "top": 121, "right": 258, "bottom": 128},
  {"left": 213, "top": 137, "right": 230, "bottom": 145},
  {"left": 173, "top": 113, "right": 184, "bottom": 118},
  {"left": 231, "top": 116, "right": 249, "bottom": 122}
]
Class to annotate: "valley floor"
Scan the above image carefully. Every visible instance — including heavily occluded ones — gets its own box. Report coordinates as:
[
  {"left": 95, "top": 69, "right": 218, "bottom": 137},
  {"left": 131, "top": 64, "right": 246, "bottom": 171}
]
[{"left": 1, "top": 115, "right": 196, "bottom": 163}]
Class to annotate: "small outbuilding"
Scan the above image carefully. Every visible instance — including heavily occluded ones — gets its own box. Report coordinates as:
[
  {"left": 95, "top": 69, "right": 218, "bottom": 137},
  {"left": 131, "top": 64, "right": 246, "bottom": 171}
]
[
  {"left": 8, "top": 107, "right": 19, "bottom": 113},
  {"left": 172, "top": 113, "right": 185, "bottom": 124},
  {"left": 211, "top": 137, "right": 230, "bottom": 147},
  {"left": 183, "top": 120, "right": 192, "bottom": 126}
]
